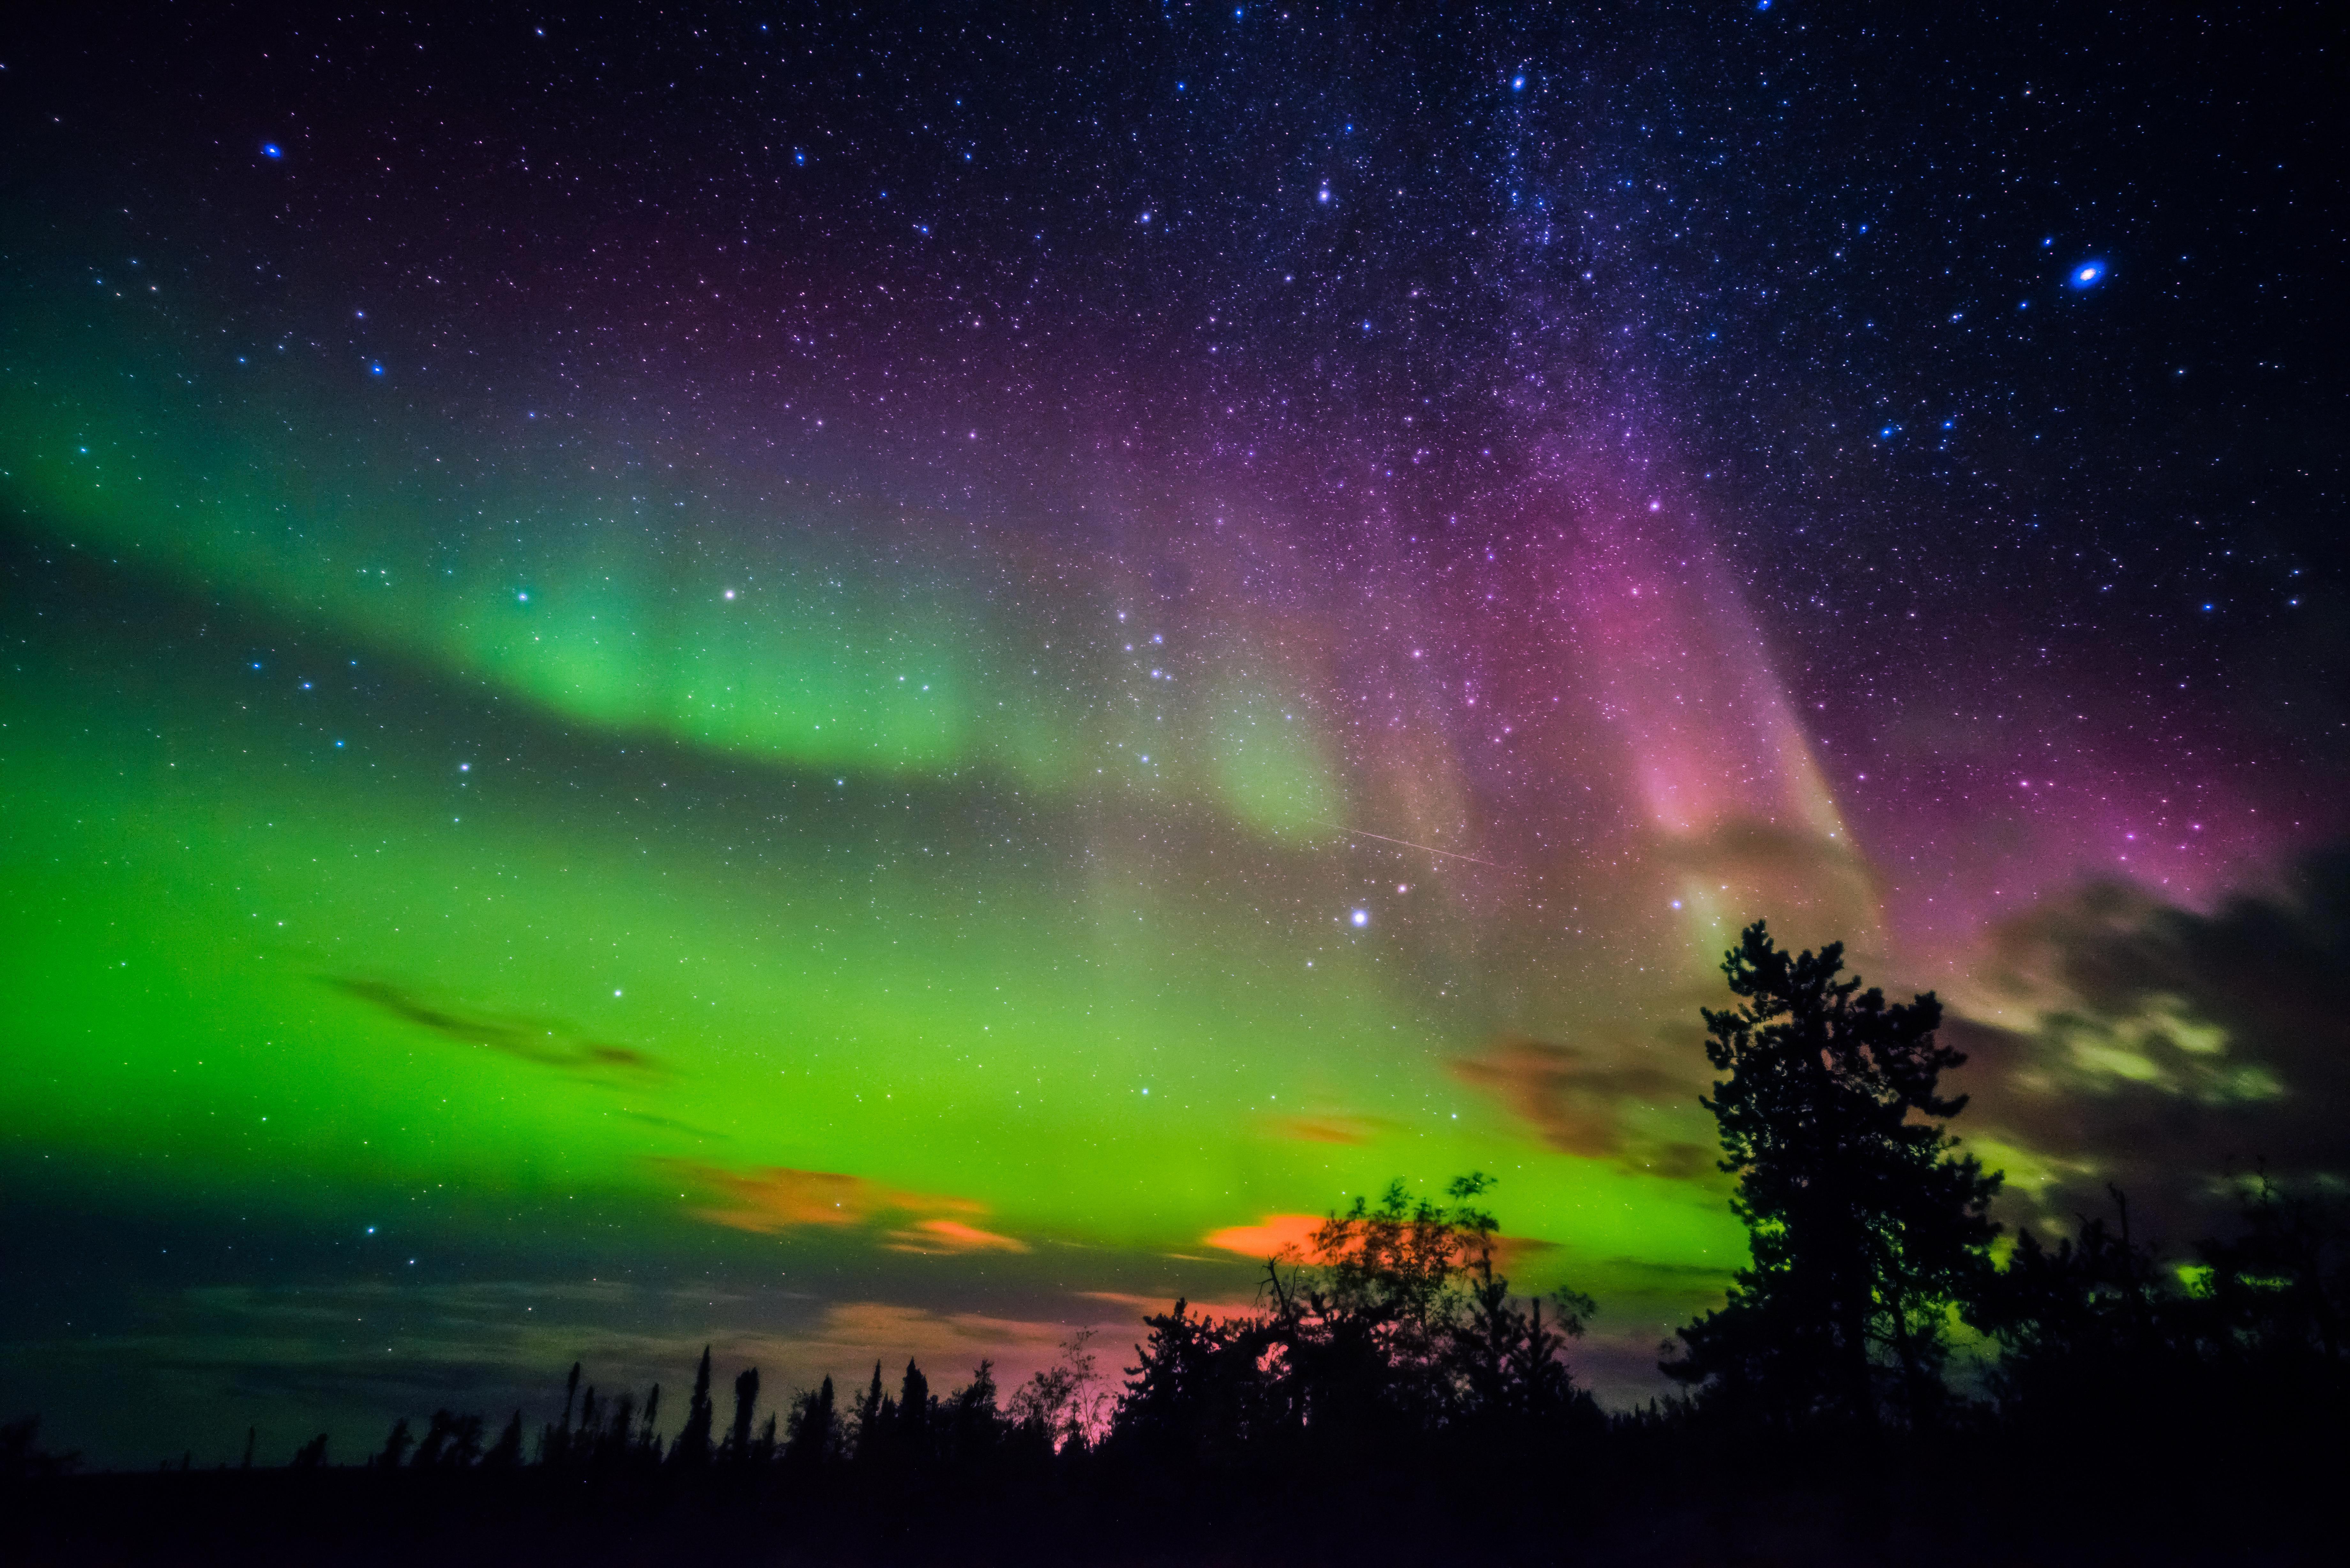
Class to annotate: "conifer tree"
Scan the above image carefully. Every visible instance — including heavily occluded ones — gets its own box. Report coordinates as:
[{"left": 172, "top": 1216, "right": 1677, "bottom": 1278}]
[
  {"left": 484, "top": 1411, "right": 524, "bottom": 1469},
  {"left": 376, "top": 1417, "right": 413, "bottom": 1470},
  {"left": 544, "top": 1361, "right": 582, "bottom": 1466},
  {"left": 638, "top": 1385, "right": 662, "bottom": 1459},
  {"left": 576, "top": 1386, "right": 599, "bottom": 1461},
  {"left": 753, "top": 1412, "right": 779, "bottom": 1467},
  {"left": 852, "top": 1362, "right": 891, "bottom": 1460},
  {"left": 784, "top": 1375, "right": 838, "bottom": 1468},
  {"left": 728, "top": 1366, "right": 760, "bottom": 1462},
  {"left": 1664, "top": 922, "right": 2001, "bottom": 1428},
  {"left": 671, "top": 1347, "right": 715, "bottom": 1465},
  {"left": 896, "top": 1359, "right": 931, "bottom": 1458}
]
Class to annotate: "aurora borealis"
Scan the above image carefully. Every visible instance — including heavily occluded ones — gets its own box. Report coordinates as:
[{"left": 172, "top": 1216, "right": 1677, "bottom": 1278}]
[{"left": 4, "top": 4, "right": 2345, "bottom": 1466}]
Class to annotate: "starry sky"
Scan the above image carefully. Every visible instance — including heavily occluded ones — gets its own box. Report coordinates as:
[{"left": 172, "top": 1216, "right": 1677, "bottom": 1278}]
[{"left": 3, "top": 3, "right": 2345, "bottom": 1466}]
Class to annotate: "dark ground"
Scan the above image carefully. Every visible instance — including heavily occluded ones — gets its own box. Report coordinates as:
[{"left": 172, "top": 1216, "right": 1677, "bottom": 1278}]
[{"left": 2, "top": 1459, "right": 2334, "bottom": 1568}]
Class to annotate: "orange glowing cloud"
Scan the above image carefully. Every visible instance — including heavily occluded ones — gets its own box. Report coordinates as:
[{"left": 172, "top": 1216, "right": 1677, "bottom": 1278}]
[
  {"left": 1203, "top": 1213, "right": 1323, "bottom": 1260},
  {"left": 1267, "top": 1112, "right": 1388, "bottom": 1146},
  {"left": 885, "top": 1218, "right": 1031, "bottom": 1255},
  {"left": 653, "top": 1160, "right": 1008, "bottom": 1246},
  {"left": 1203, "top": 1211, "right": 1556, "bottom": 1275}
]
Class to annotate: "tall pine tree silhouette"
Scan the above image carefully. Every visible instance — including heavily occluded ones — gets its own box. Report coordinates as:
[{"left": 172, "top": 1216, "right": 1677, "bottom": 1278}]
[
  {"left": 727, "top": 1366, "right": 760, "bottom": 1463},
  {"left": 1665, "top": 922, "right": 2000, "bottom": 1428},
  {"left": 670, "top": 1347, "right": 714, "bottom": 1465}
]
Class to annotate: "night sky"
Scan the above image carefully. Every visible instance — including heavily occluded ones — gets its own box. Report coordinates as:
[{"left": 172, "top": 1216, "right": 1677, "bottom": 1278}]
[{"left": 3, "top": 3, "right": 2345, "bottom": 1467}]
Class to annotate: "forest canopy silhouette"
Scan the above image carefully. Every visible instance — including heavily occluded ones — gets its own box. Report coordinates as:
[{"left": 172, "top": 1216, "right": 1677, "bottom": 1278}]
[{"left": 8, "top": 923, "right": 2344, "bottom": 1564}]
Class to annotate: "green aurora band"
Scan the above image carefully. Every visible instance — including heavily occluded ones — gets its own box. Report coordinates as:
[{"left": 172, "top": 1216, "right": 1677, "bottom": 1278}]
[
  {"left": 14, "top": 130, "right": 2316, "bottom": 1466},
  {"left": 4, "top": 298, "right": 1797, "bottom": 1398}
]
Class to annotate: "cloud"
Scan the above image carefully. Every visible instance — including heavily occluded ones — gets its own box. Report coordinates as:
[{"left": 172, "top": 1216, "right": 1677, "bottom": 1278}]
[
  {"left": 324, "top": 976, "right": 660, "bottom": 1078},
  {"left": 1449, "top": 1034, "right": 1713, "bottom": 1177},
  {"left": 1202, "top": 1214, "right": 1556, "bottom": 1276},
  {"left": 658, "top": 1163, "right": 911, "bottom": 1230},
  {"left": 776, "top": 1301, "right": 1124, "bottom": 1393},
  {"left": 1203, "top": 1214, "right": 1323, "bottom": 1260},
  {"left": 1265, "top": 1112, "right": 1391, "bottom": 1146},
  {"left": 654, "top": 1160, "right": 1022, "bottom": 1254},
  {"left": 1945, "top": 846, "right": 2350, "bottom": 1235},
  {"left": 884, "top": 1218, "right": 1031, "bottom": 1255}
]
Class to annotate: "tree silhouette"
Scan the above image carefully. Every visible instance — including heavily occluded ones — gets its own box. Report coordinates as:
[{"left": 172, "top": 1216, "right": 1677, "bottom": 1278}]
[
  {"left": 1117, "top": 1300, "right": 1271, "bottom": 1466},
  {"left": 637, "top": 1384, "right": 662, "bottom": 1461},
  {"left": 412, "top": 1410, "right": 482, "bottom": 1469},
  {"left": 752, "top": 1412, "right": 779, "bottom": 1467},
  {"left": 726, "top": 1365, "right": 760, "bottom": 1464},
  {"left": 894, "top": 1360, "right": 931, "bottom": 1462},
  {"left": 2195, "top": 1176, "right": 2348, "bottom": 1377},
  {"left": 0, "top": 1416, "right": 79, "bottom": 1478},
  {"left": 668, "top": 1347, "right": 714, "bottom": 1466},
  {"left": 541, "top": 1360, "right": 582, "bottom": 1466},
  {"left": 1664, "top": 921, "right": 2001, "bottom": 1429},
  {"left": 1112, "top": 1175, "right": 1597, "bottom": 1470},
  {"left": 945, "top": 1361, "right": 1000, "bottom": 1464},
  {"left": 1009, "top": 1332, "right": 1110, "bottom": 1452},
  {"left": 1286, "top": 1173, "right": 1519, "bottom": 1432},
  {"left": 483, "top": 1411, "right": 523, "bottom": 1469},
  {"left": 851, "top": 1362, "right": 893, "bottom": 1462},
  {"left": 1444, "top": 1242, "right": 1597, "bottom": 1434},
  {"left": 598, "top": 1393, "right": 635, "bottom": 1466},
  {"left": 784, "top": 1375, "right": 838, "bottom": 1469},
  {"left": 573, "top": 1386, "right": 598, "bottom": 1467},
  {"left": 374, "top": 1416, "right": 413, "bottom": 1470}
]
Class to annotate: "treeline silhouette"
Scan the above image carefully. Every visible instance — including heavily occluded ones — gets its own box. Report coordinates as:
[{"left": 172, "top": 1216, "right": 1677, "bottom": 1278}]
[{"left": 8, "top": 925, "right": 2344, "bottom": 1565}]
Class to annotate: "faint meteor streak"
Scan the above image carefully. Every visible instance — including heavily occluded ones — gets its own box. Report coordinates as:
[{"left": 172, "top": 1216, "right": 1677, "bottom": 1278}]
[{"left": 1308, "top": 820, "right": 1519, "bottom": 872}]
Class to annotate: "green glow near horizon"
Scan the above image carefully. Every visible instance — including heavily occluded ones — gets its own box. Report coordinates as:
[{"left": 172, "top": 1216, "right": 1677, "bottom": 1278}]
[
  {"left": 0, "top": 565, "right": 1740, "bottom": 1292},
  {"left": 0, "top": 298, "right": 1790, "bottom": 1350}
]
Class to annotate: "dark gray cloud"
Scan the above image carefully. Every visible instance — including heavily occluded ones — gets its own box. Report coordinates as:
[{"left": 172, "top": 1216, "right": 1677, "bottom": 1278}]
[
  {"left": 1946, "top": 847, "right": 2350, "bottom": 1239},
  {"left": 325, "top": 977, "right": 664, "bottom": 1079},
  {"left": 1451, "top": 1034, "right": 1715, "bottom": 1179}
]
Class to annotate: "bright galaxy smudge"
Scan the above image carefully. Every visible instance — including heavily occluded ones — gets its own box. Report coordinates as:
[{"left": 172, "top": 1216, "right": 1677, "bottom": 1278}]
[{"left": 1, "top": 6, "right": 2342, "bottom": 1461}]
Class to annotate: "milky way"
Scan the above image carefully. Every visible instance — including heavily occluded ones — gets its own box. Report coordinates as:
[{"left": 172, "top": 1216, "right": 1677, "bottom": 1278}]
[{"left": 3, "top": 4, "right": 2342, "bottom": 1462}]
